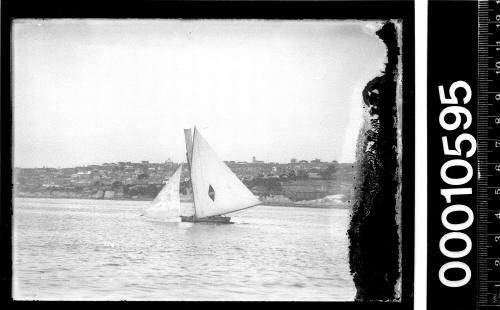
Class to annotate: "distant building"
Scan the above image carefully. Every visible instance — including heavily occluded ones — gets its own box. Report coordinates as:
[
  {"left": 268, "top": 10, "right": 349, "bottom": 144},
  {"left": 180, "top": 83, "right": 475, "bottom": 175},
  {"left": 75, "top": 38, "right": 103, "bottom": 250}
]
[
  {"left": 252, "top": 156, "right": 264, "bottom": 164},
  {"left": 290, "top": 158, "right": 297, "bottom": 164},
  {"left": 134, "top": 168, "right": 143, "bottom": 174},
  {"left": 311, "top": 159, "right": 321, "bottom": 163},
  {"left": 307, "top": 172, "right": 322, "bottom": 179},
  {"left": 299, "top": 160, "right": 309, "bottom": 164}
]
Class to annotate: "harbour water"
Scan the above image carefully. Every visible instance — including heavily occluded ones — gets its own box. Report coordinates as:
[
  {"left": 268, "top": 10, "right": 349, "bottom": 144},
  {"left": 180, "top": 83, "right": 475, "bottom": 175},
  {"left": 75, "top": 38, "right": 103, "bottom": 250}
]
[{"left": 13, "top": 198, "right": 356, "bottom": 301}]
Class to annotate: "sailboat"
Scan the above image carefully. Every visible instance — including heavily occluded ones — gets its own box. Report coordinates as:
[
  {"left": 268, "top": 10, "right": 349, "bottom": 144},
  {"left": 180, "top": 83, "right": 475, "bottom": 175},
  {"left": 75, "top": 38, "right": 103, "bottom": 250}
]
[
  {"left": 142, "top": 127, "right": 261, "bottom": 223},
  {"left": 141, "top": 165, "right": 182, "bottom": 220},
  {"left": 180, "top": 127, "right": 261, "bottom": 223}
]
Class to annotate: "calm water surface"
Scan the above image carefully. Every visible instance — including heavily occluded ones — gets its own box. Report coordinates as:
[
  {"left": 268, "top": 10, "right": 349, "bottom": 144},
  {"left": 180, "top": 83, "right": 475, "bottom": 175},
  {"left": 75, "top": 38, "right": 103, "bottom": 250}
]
[{"left": 13, "top": 198, "right": 355, "bottom": 300}]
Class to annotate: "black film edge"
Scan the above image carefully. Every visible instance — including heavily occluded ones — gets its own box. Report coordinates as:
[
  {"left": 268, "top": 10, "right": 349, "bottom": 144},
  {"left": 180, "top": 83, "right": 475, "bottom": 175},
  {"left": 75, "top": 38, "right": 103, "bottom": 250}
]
[{"left": 428, "top": 0, "right": 500, "bottom": 309}]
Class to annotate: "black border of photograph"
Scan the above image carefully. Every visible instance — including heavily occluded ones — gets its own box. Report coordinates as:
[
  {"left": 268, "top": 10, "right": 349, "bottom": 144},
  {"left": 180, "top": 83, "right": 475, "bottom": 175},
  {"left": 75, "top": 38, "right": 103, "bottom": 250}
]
[{"left": 1, "top": 1, "right": 415, "bottom": 309}]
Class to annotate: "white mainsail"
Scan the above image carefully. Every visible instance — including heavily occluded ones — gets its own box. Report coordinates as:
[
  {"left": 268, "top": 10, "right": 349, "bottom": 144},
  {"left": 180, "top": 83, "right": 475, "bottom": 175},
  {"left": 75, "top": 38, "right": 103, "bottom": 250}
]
[
  {"left": 189, "top": 127, "right": 260, "bottom": 218},
  {"left": 141, "top": 165, "right": 182, "bottom": 219}
]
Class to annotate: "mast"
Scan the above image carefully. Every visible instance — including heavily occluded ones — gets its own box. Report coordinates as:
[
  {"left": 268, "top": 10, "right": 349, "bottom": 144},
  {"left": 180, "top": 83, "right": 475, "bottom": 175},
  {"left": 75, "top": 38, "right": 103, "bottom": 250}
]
[{"left": 184, "top": 128, "right": 196, "bottom": 218}]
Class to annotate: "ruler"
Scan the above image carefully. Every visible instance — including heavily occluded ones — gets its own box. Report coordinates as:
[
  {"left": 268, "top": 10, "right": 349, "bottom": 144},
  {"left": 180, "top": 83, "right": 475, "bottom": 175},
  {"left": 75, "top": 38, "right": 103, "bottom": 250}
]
[{"left": 477, "top": 0, "right": 500, "bottom": 307}]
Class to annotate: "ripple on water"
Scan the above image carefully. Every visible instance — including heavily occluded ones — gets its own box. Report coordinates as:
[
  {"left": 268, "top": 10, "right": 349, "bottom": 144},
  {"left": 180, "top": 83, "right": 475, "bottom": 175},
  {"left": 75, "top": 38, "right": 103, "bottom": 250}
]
[{"left": 100, "top": 263, "right": 123, "bottom": 267}]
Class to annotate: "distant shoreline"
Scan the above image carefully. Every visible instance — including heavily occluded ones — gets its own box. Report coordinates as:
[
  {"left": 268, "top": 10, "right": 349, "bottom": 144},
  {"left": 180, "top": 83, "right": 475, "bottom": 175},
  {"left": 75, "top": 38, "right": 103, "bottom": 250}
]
[{"left": 14, "top": 195, "right": 350, "bottom": 209}]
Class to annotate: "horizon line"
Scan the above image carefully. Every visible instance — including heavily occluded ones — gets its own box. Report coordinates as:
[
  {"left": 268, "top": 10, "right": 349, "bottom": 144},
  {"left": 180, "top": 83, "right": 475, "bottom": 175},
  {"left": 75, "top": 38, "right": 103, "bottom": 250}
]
[{"left": 14, "top": 158, "right": 354, "bottom": 169}]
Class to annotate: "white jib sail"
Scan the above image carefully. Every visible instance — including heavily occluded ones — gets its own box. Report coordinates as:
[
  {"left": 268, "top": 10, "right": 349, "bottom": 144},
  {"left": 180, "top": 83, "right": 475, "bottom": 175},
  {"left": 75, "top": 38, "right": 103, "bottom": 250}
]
[
  {"left": 141, "top": 165, "right": 182, "bottom": 219},
  {"left": 190, "top": 128, "right": 260, "bottom": 218}
]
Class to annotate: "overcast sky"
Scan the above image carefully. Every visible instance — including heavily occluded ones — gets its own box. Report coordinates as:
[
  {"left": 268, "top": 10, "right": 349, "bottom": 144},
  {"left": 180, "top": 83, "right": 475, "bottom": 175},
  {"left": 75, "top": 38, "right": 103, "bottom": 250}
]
[{"left": 13, "top": 19, "right": 387, "bottom": 168}]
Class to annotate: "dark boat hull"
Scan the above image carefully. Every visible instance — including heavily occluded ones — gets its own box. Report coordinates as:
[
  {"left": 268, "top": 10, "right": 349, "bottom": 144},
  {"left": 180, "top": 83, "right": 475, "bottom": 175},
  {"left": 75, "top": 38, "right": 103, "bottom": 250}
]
[{"left": 180, "top": 215, "right": 232, "bottom": 224}]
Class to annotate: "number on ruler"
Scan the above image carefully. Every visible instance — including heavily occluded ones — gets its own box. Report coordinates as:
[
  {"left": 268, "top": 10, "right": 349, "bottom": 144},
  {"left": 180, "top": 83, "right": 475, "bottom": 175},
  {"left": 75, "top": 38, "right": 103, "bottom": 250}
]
[
  {"left": 496, "top": 117, "right": 500, "bottom": 125},
  {"left": 496, "top": 212, "right": 500, "bottom": 219},
  {"left": 496, "top": 165, "right": 500, "bottom": 171},
  {"left": 495, "top": 236, "right": 500, "bottom": 242},
  {"left": 495, "top": 189, "right": 500, "bottom": 195},
  {"left": 496, "top": 141, "right": 500, "bottom": 148},
  {"left": 495, "top": 260, "right": 500, "bottom": 267}
]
